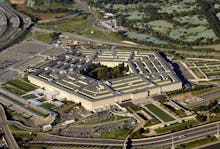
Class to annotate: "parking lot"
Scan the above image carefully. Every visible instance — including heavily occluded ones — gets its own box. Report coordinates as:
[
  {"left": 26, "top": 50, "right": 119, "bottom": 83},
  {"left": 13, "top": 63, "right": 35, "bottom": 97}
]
[
  {"left": 59, "top": 118, "right": 136, "bottom": 138},
  {"left": 0, "top": 42, "right": 67, "bottom": 83}
]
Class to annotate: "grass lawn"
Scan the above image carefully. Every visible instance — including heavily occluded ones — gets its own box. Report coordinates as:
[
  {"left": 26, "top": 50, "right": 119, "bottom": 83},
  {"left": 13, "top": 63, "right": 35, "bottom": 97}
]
[
  {"left": 130, "top": 105, "right": 142, "bottom": 112},
  {"left": 155, "top": 120, "right": 198, "bottom": 134},
  {"left": 37, "top": 13, "right": 95, "bottom": 33},
  {"left": 3, "top": 85, "right": 26, "bottom": 95},
  {"left": 9, "top": 111, "right": 30, "bottom": 122},
  {"left": 13, "top": 132, "right": 39, "bottom": 139},
  {"left": 98, "top": 127, "right": 131, "bottom": 140},
  {"left": 7, "top": 79, "right": 37, "bottom": 92},
  {"left": 175, "top": 109, "right": 187, "bottom": 117},
  {"left": 32, "top": 2, "right": 72, "bottom": 10},
  {"left": 82, "top": 27, "right": 123, "bottom": 42},
  {"left": 192, "top": 86, "right": 219, "bottom": 96},
  {"left": 191, "top": 68, "right": 206, "bottom": 79},
  {"left": 144, "top": 118, "right": 159, "bottom": 127},
  {"left": 42, "top": 103, "right": 56, "bottom": 109},
  {"left": 177, "top": 136, "right": 217, "bottom": 149},
  {"left": 34, "top": 31, "right": 52, "bottom": 42},
  {"left": 8, "top": 123, "right": 23, "bottom": 132},
  {"left": 145, "top": 104, "right": 174, "bottom": 122},
  {"left": 23, "top": 94, "right": 37, "bottom": 99},
  {"left": 27, "top": 107, "right": 47, "bottom": 117}
]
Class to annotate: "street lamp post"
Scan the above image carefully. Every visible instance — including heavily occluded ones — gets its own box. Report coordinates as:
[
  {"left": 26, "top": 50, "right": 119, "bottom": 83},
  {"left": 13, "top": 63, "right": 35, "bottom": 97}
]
[
  {"left": 171, "top": 135, "right": 175, "bottom": 149},
  {"left": 216, "top": 123, "right": 220, "bottom": 138}
]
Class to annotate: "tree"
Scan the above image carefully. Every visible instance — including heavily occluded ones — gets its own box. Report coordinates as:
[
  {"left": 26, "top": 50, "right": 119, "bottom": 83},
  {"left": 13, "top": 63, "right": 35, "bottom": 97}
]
[
  {"left": 196, "top": 114, "right": 207, "bottom": 122},
  {"left": 50, "top": 32, "right": 61, "bottom": 40}
]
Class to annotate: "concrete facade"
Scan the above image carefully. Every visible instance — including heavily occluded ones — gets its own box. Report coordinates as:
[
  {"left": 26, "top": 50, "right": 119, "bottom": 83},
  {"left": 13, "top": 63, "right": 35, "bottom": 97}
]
[{"left": 28, "top": 50, "right": 182, "bottom": 111}]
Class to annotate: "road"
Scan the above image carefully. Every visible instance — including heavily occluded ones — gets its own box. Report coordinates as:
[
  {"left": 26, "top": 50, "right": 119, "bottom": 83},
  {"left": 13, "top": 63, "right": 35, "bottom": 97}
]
[
  {"left": 0, "top": 1, "right": 31, "bottom": 51},
  {"left": 0, "top": 105, "right": 19, "bottom": 149},
  {"left": 27, "top": 121, "right": 220, "bottom": 148},
  {"left": 132, "top": 121, "right": 220, "bottom": 148},
  {"left": 0, "top": 2, "right": 20, "bottom": 42},
  {"left": 33, "top": 27, "right": 220, "bottom": 57}
]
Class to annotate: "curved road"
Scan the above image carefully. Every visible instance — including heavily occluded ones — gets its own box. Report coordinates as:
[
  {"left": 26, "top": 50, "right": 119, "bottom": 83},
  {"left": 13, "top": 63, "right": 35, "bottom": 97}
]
[
  {"left": 27, "top": 121, "right": 220, "bottom": 148},
  {"left": 33, "top": 27, "right": 220, "bottom": 57},
  {"left": 0, "top": 105, "right": 19, "bottom": 149}
]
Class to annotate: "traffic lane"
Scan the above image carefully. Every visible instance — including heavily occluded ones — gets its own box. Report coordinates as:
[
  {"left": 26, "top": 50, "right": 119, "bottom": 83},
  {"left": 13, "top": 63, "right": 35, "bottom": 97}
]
[
  {"left": 30, "top": 130, "right": 218, "bottom": 149},
  {"left": 133, "top": 126, "right": 218, "bottom": 144},
  {"left": 33, "top": 124, "right": 219, "bottom": 145},
  {"left": 133, "top": 126, "right": 217, "bottom": 143},
  {"left": 31, "top": 140, "right": 123, "bottom": 147},
  {"left": 0, "top": 106, "right": 19, "bottom": 149},
  {"left": 133, "top": 123, "right": 219, "bottom": 143},
  {"left": 31, "top": 126, "right": 218, "bottom": 147},
  {"left": 33, "top": 137, "right": 124, "bottom": 145},
  {"left": 133, "top": 129, "right": 218, "bottom": 147}
]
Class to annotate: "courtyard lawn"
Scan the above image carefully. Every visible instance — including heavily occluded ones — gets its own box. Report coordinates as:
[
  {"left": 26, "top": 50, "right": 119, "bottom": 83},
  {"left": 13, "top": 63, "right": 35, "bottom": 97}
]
[{"left": 145, "top": 104, "right": 174, "bottom": 122}]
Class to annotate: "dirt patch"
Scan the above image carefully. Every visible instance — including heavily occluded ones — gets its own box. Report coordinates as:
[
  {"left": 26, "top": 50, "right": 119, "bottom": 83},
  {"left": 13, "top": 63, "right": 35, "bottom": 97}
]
[
  {"left": 9, "top": 0, "right": 26, "bottom": 5},
  {"left": 171, "top": 92, "right": 202, "bottom": 105},
  {"left": 172, "top": 92, "right": 193, "bottom": 102}
]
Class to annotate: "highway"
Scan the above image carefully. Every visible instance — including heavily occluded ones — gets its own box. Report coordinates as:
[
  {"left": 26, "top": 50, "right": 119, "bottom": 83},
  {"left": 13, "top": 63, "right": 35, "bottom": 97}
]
[
  {"left": 31, "top": 134, "right": 124, "bottom": 147},
  {"left": 33, "top": 27, "right": 220, "bottom": 58},
  {"left": 0, "top": 105, "right": 19, "bottom": 149},
  {"left": 27, "top": 121, "right": 220, "bottom": 148},
  {"left": 0, "top": 2, "right": 20, "bottom": 41},
  {"left": 0, "top": 1, "right": 30, "bottom": 51}
]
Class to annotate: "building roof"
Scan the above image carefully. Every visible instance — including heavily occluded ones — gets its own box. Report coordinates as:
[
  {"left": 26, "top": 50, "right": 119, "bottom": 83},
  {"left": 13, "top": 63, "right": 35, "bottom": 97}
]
[{"left": 32, "top": 49, "right": 181, "bottom": 102}]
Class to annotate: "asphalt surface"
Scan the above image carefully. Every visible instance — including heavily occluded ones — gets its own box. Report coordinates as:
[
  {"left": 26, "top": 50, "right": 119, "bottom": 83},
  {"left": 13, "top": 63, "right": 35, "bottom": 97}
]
[
  {"left": 0, "top": 105, "right": 19, "bottom": 149},
  {"left": 28, "top": 121, "right": 220, "bottom": 148},
  {"left": 200, "top": 143, "right": 220, "bottom": 149},
  {"left": 0, "top": 2, "right": 20, "bottom": 42}
]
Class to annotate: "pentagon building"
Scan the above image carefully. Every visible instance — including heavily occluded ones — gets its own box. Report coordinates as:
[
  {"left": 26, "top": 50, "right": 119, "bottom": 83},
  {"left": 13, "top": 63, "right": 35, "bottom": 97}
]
[{"left": 28, "top": 49, "right": 182, "bottom": 111}]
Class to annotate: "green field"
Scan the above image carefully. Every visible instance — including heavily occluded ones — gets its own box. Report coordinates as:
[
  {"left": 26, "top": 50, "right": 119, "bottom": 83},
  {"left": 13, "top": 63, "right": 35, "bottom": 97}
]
[
  {"left": 8, "top": 123, "right": 23, "bottom": 131},
  {"left": 7, "top": 79, "right": 37, "bottom": 92},
  {"left": 155, "top": 120, "right": 198, "bottom": 134},
  {"left": 34, "top": 31, "right": 52, "bottom": 42},
  {"left": 37, "top": 13, "right": 95, "bottom": 33},
  {"left": 192, "top": 86, "right": 219, "bottom": 96},
  {"left": 98, "top": 127, "right": 131, "bottom": 139},
  {"left": 145, "top": 104, "right": 174, "bottom": 122},
  {"left": 9, "top": 111, "right": 30, "bottom": 122},
  {"left": 177, "top": 136, "right": 217, "bottom": 149},
  {"left": 32, "top": 2, "right": 72, "bottom": 10},
  {"left": 82, "top": 27, "right": 123, "bottom": 42},
  {"left": 3, "top": 84, "right": 26, "bottom": 95}
]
